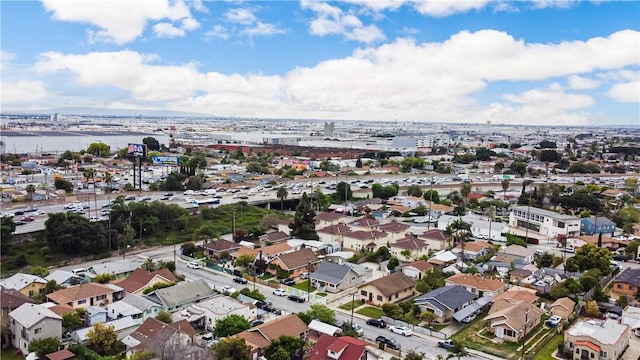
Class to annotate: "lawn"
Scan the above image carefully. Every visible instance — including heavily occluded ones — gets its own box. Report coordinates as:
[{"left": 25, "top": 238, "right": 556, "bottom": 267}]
[
  {"left": 535, "top": 334, "right": 564, "bottom": 360},
  {"left": 356, "top": 306, "right": 385, "bottom": 319},
  {"left": 340, "top": 299, "right": 365, "bottom": 310},
  {"left": 293, "top": 280, "right": 312, "bottom": 291},
  {"left": 423, "top": 323, "right": 448, "bottom": 332},
  {"left": 1, "top": 349, "right": 24, "bottom": 360}
]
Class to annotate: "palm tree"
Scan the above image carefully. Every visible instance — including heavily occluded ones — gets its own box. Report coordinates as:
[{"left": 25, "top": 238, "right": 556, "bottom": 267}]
[
  {"left": 460, "top": 183, "right": 472, "bottom": 208},
  {"left": 501, "top": 179, "right": 510, "bottom": 199},
  {"left": 276, "top": 186, "right": 288, "bottom": 210},
  {"left": 420, "top": 310, "right": 436, "bottom": 325},
  {"left": 486, "top": 205, "right": 496, "bottom": 241},
  {"left": 446, "top": 341, "right": 469, "bottom": 360},
  {"left": 25, "top": 184, "right": 36, "bottom": 201}
]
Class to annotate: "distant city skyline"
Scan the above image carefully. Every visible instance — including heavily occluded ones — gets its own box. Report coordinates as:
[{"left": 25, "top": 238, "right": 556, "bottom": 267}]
[{"left": 1, "top": 0, "right": 638, "bottom": 126}]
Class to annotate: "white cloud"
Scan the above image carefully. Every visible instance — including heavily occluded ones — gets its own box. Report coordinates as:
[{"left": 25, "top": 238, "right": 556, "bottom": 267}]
[
  {"left": 302, "top": 0, "right": 386, "bottom": 43},
  {"left": 153, "top": 23, "right": 185, "bottom": 38},
  {"left": 567, "top": 75, "right": 600, "bottom": 90},
  {"left": 529, "top": 0, "right": 577, "bottom": 9},
  {"left": 22, "top": 29, "right": 640, "bottom": 125},
  {"left": 225, "top": 8, "right": 257, "bottom": 25},
  {"left": 607, "top": 81, "right": 640, "bottom": 103},
  {"left": 41, "top": 0, "right": 196, "bottom": 44},
  {"left": 241, "top": 22, "right": 286, "bottom": 37},
  {"left": 411, "top": 0, "right": 491, "bottom": 17},
  {"left": 1, "top": 50, "right": 16, "bottom": 62},
  {"left": 1, "top": 80, "right": 49, "bottom": 104},
  {"left": 181, "top": 18, "right": 200, "bottom": 31},
  {"left": 204, "top": 25, "right": 230, "bottom": 40}
]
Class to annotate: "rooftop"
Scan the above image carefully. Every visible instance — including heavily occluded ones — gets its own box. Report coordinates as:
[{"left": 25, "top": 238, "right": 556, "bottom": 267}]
[{"left": 567, "top": 318, "right": 629, "bottom": 345}]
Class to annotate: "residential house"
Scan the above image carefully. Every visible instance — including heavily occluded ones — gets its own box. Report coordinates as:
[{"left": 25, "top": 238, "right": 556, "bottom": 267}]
[
  {"left": 549, "top": 297, "right": 575, "bottom": 319},
  {"left": 192, "top": 295, "right": 256, "bottom": 331},
  {"left": 317, "top": 223, "right": 353, "bottom": 246},
  {"left": 259, "top": 231, "right": 290, "bottom": 244},
  {"left": 445, "top": 274, "right": 507, "bottom": 298},
  {"left": 236, "top": 314, "right": 308, "bottom": 359},
  {"left": 427, "top": 250, "right": 458, "bottom": 268},
  {"left": 202, "top": 240, "right": 241, "bottom": 260},
  {"left": 9, "top": 303, "right": 63, "bottom": 355},
  {"left": 400, "top": 260, "right": 434, "bottom": 280},
  {"left": 579, "top": 234, "right": 627, "bottom": 250},
  {"left": 231, "top": 242, "right": 292, "bottom": 262},
  {"left": 0, "top": 273, "right": 47, "bottom": 298},
  {"left": 45, "top": 270, "right": 84, "bottom": 288},
  {"left": 308, "top": 334, "right": 368, "bottom": 360},
  {"left": 612, "top": 268, "right": 640, "bottom": 298},
  {"left": 509, "top": 268, "right": 533, "bottom": 284},
  {"left": 268, "top": 248, "right": 320, "bottom": 278},
  {"left": 86, "top": 306, "right": 108, "bottom": 326},
  {"left": 315, "top": 212, "right": 347, "bottom": 228},
  {"left": 413, "top": 286, "right": 476, "bottom": 323},
  {"left": 451, "top": 241, "right": 493, "bottom": 261},
  {"left": 124, "top": 317, "right": 199, "bottom": 358},
  {"left": 46, "top": 283, "right": 124, "bottom": 309},
  {"left": 508, "top": 205, "right": 580, "bottom": 241},
  {"left": 357, "top": 272, "right": 416, "bottom": 306},
  {"left": 498, "top": 245, "right": 535, "bottom": 265},
  {"left": 107, "top": 293, "right": 164, "bottom": 322},
  {"left": 492, "top": 289, "right": 539, "bottom": 305},
  {"left": 73, "top": 316, "right": 139, "bottom": 343},
  {"left": 564, "top": 319, "right": 630, "bottom": 360},
  {"left": 0, "top": 287, "right": 34, "bottom": 346},
  {"left": 485, "top": 301, "right": 543, "bottom": 342},
  {"left": 387, "top": 196, "right": 426, "bottom": 209},
  {"left": 41, "top": 303, "right": 75, "bottom": 318},
  {"left": 342, "top": 230, "right": 388, "bottom": 252},
  {"left": 580, "top": 216, "right": 617, "bottom": 236},
  {"left": 379, "top": 221, "right": 411, "bottom": 243},
  {"left": 620, "top": 306, "right": 640, "bottom": 337},
  {"left": 389, "top": 236, "right": 429, "bottom": 260},
  {"left": 418, "top": 229, "right": 451, "bottom": 251},
  {"left": 114, "top": 268, "right": 178, "bottom": 296},
  {"left": 310, "top": 261, "right": 365, "bottom": 293},
  {"left": 145, "top": 279, "right": 216, "bottom": 312},
  {"left": 347, "top": 217, "right": 380, "bottom": 231},
  {"left": 85, "top": 259, "right": 142, "bottom": 281}
]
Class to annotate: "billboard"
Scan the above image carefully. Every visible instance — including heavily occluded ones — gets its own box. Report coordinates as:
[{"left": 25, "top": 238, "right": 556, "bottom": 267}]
[
  {"left": 127, "top": 143, "right": 147, "bottom": 157},
  {"left": 151, "top": 156, "right": 180, "bottom": 165}
]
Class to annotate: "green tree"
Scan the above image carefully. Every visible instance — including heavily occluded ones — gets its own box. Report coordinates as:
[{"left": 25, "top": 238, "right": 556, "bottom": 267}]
[
  {"left": 550, "top": 282, "right": 570, "bottom": 299},
  {"left": 181, "top": 241, "right": 196, "bottom": 257},
  {"left": 263, "top": 336, "right": 306, "bottom": 360},
  {"left": 407, "top": 185, "right": 423, "bottom": 197},
  {"left": 1, "top": 216, "right": 16, "bottom": 254},
  {"left": 387, "top": 257, "right": 400, "bottom": 271},
  {"left": 142, "top": 137, "right": 161, "bottom": 151},
  {"left": 297, "top": 304, "right": 337, "bottom": 325},
  {"left": 269, "top": 347, "right": 291, "bottom": 360},
  {"left": 616, "top": 295, "right": 629, "bottom": 308},
  {"left": 277, "top": 186, "right": 288, "bottom": 210},
  {"left": 193, "top": 224, "right": 219, "bottom": 244},
  {"left": 501, "top": 179, "right": 510, "bottom": 198},
  {"left": 86, "top": 323, "right": 119, "bottom": 356},
  {"left": 93, "top": 273, "right": 114, "bottom": 284},
  {"left": 579, "top": 276, "right": 599, "bottom": 292},
  {"left": 63, "top": 310, "right": 85, "bottom": 332},
  {"left": 405, "top": 351, "right": 426, "bottom": 360},
  {"left": 565, "top": 244, "right": 612, "bottom": 274},
  {"left": 86, "top": 142, "right": 111, "bottom": 157},
  {"left": 423, "top": 189, "right": 440, "bottom": 204},
  {"left": 446, "top": 341, "right": 469, "bottom": 360},
  {"left": 54, "top": 178, "right": 74, "bottom": 192},
  {"left": 212, "top": 337, "right": 251, "bottom": 360},
  {"left": 535, "top": 252, "right": 554, "bottom": 268},
  {"left": 30, "top": 265, "right": 49, "bottom": 277},
  {"left": 44, "top": 213, "right": 109, "bottom": 256},
  {"left": 25, "top": 184, "right": 36, "bottom": 201},
  {"left": 28, "top": 337, "right": 60, "bottom": 357},
  {"left": 334, "top": 182, "right": 352, "bottom": 202},
  {"left": 400, "top": 249, "right": 413, "bottom": 262},
  {"left": 584, "top": 300, "right": 601, "bottom": 317},
  {"left": 214, "top": 314, "right": 251, "bottom": 337},
  {"left": 156, "top": 310, "right": 173, "bottom": 324},
  {"left": 288, "top": 193, "right": 319, "bottom": 240},
  {"left": 235, "top": 254, "right": 255, "bottom": 268}
]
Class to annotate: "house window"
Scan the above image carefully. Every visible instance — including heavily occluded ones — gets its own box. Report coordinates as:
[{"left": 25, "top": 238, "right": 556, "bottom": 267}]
[
  {"left": 28, "top": 290, "right": 34, "bottom": 297},
  {"left": 576, "top": 349, "right": 580, "bottom": 354},
  {"left": 504, "top": 329, "right": 515, "bottom": 337},
  {"left": 360, "top": 290, "right": 367, "bottom": 296},
  {"left": 377, "top": 295, "right": 383, "bottom": 301},
  {"left": 34, "top": 328, "right": 41, "bottom": 334},
  {"left": 590, "top": 352, "right": 594, "bottom": 358},
  {"left": 569, "top": 342, "right": 573, "bottom": 349},
  {"left": 600, "top": 351, "right": 607, "bottom": 358},
  {"left": 96, "top": 294, "right": 107, "bottom": 300},
  {"left": 78, "top": 299, "right": 87, "bottom": 305},
  {"left": 617, "top": 284, "right": 623, "bottom": 289}
]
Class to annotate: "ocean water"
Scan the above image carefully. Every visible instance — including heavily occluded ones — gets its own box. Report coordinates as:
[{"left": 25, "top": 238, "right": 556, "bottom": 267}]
[{"left": 1, "top": 132, "right": 171, "bottom": 154}]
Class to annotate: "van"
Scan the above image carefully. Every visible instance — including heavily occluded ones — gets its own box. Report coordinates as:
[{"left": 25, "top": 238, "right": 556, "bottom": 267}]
[
  {"left": 203, "top": 189, "right": 217, "bottom": 196},
  {"left": 71, "top": 268, "right": 86, "bottom": 274}
]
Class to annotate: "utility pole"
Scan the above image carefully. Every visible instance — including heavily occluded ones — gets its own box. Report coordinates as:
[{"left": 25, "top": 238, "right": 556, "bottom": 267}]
[
  {"left": 232, "top": 211, "right": 236, "bottom": 241},
  {"left": 350, "top": 292, "right": 355, "bottom": 326},
  {"left": 307, "top": 259, "right": 311, "bottom": 302},
  {"left": 428, "top": 176, "right": 434, "bottom": 229},
  {"left": 524, "top": 182, "right": 533, "bottom": 243}
]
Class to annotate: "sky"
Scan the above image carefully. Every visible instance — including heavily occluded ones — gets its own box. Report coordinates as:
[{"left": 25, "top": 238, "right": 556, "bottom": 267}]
[{"left": 1, "top": 0, "right": 639, "bottom": 126}]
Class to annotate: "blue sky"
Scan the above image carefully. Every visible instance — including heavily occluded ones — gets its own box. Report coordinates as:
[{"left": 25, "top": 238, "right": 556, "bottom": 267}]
[{"left": 1, "top": 0, "right": 638, "bottom": 125}]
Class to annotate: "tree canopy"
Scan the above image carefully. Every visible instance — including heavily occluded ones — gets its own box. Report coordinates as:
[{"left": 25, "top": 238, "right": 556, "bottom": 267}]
[
  {"left": 297, "top": 304, "right": 337, "bottom": 326},
  {"left": 212, "top": 337, "right": 251, "bottom": 360},
  {"left": 565, "top": 244, "right": 612, "bottom": 274},
  {"left": 214, "top": 314, "right": 251, "bottom": 337},
  {"left": 288, "top": 193, "right": 319, "bottom": 240}
]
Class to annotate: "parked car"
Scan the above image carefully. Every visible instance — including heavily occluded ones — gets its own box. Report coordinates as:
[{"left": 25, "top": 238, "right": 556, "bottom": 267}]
[
  {"left": 352, "top": 324, "right": 364, "bottom": 337},
  {"left": 375, "top": 336, "right": 400, "bottom": 350},
  {"left": 221, "top": 285, "right": 237, "bottom": 295},
  {"left": 187, "top": 261, "right": 201, "bottom": 269},
  {"left": 280, "top": 278, "right": 295, "bottom": 286},
  {"left": 612, "top": 254, "right": 630, "bottom": 262},
  {"left": 233, "top": 277, "right": 248, "bottom": 284},
  {"left": 438, "top": 340, "right": 455, "bottom": 349},
  {"left": 389, "top": 325, "right": 413, "bottom": 336},
  {"left": 287, "top": 295, "right": 305, "bottom": 303},
  {"left": 273, "top": 289, "right": 287, "bottom": 296},
  {"left": 366, "top": 318, "right": 386, "bottom": 328},
  {"left": 250, "top": 320, "right": 264, "bottom": 327},
  {"left": 462, "top": 314, "right": 477, "bottom": 323},
  {"left": 545, "top": 315, "right": 562, "bottom": 327},
  {"left": 19, "top": 216, "right": 35, "bottom": 222},
  {"left": 124, "top": 195, "right": 136, "bottom": 201}
]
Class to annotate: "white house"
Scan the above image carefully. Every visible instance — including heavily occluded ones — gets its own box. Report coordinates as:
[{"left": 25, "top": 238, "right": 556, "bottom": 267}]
[
  {"left": 9, "top": 303, "right": 62, "bottom": 355},
  {"left": 192, "top": 295, "right": 256, "bottom": 331},
  {"left": 508, "top": 206, "right": 580, "bottom": 242}
]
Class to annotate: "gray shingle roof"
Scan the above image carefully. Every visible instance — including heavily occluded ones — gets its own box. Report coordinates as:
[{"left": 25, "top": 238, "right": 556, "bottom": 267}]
[
  {"left": 9, "top": 303, "right": 62, "bottom": 328},
  {"left": 614, "top": 268, "right": 640, "bottom": 288},
  {"left": 414, "top": 285, "right": 475, "bottom": 311},
  {"left": 147, "top": 279, "right": 215, "bottom": 308},
  {"left": 310, "top": 262, "right": 352, "bottom": 285}
]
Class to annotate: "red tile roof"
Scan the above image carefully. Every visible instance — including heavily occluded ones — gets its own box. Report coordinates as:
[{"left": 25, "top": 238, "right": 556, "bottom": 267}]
[
  {"left": 391, "top": 237, "right": 428, "bottom": 250},
  {"left": 401, "top": 260, "right": 433, "bottom": 273},
  {"left": 317, "top": 223, "right": 353, "bottom": 235},
  {"left": 418, "top": 229, "right": 448, "bottom": 240},
  {"left": 446, "top": 274, "right": 506, "bottom": 292},
  {"left": 344, "top": 230, "right": 386, "bottom": 240},
  {"left": 316, "top": 212, "right": 347, "bottom": 222},
  {"left": 0, "top": 286, "right": 34, "bottom": 309},
  {"left": 348, "top": 218, "right": 379, "bottom": 228},
  {"left": 575, "top": 341, "right": 601, "bottom": 352},
  {"left": 308, "top": 334, "right": 367, "bottom": 360},
  {"left": 379, "top": 221, "right": 411, "bottom": 233},
  {"left": 46, "top": 283, "right": 119, "bottom": 304},
  {"left": 45, "top": 349, "right": 76, "bottom": 360},
  {"left": 115, "top": 268, "right": 177, "bottom": 294}
]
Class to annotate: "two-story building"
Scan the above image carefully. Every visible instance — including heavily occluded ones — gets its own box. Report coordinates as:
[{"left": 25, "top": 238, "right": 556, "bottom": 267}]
[
  {"left": 342, "top": 230, "right": 388, "bottom": 252},
  {"left": 417, "top": 229, "right": 451, "bottom": 251},
  {"left": 612, "top": 268, "right": 640, "bottom": 299},
  {"left": 193, "top": 295, "right": 256, "bottom": 332},
  {"left": 580, "top": 216, "right": 617, "bottom": 236},
  {"left": 317, "top": 223, "right": 353, "bottom": 245},
  {"left": 9, "top": 303, "right": 62, "bottom": 355},
  {"left": 508, "top": 205, "right": 580, "bottom": 242},
  {"left": 0, "top": 273, "right": 47, "bottom": 299},
  {"left": 564, "top": 319, "right": 630, "bottom": 360}
]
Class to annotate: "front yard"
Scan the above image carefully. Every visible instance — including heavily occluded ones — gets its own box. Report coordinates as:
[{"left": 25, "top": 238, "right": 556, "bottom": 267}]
[
  {"left": 340, "top": 299, "right": 365, "bottom": 310},
  {"left": 356, "top": 306, "right": 385, "bottom": 319}
]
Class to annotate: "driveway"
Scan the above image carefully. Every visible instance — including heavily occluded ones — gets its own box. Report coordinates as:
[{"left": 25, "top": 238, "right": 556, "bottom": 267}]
[{"left": 622, "top": 334, "right": 640, "bottom": 360}]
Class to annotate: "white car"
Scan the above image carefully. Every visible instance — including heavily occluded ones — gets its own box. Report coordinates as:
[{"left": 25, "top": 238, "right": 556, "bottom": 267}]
[
  {"left": 273, "top": 289, "right": 287, "bottom": 296},
  {"left": 389, "top": 325, "right": 413, "bottom": 336},
  {"left": 187, "top": 261, "right": 201, "bottom": 269}
]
